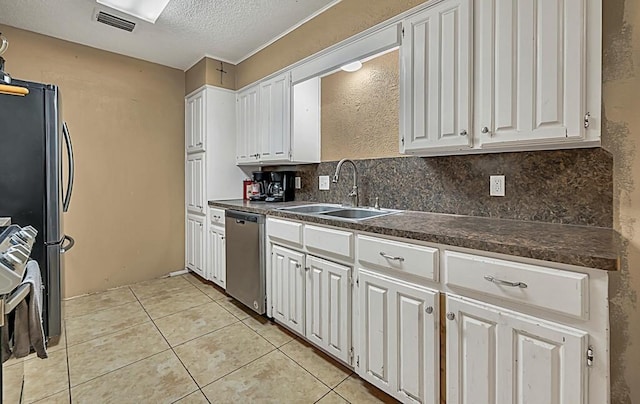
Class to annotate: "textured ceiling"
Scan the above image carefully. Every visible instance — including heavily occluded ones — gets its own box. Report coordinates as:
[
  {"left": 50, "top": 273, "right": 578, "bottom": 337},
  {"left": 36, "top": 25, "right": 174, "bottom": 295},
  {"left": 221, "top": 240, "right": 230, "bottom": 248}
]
[{"left": 0, "top": 0, "right": 339, "bottom": 69}]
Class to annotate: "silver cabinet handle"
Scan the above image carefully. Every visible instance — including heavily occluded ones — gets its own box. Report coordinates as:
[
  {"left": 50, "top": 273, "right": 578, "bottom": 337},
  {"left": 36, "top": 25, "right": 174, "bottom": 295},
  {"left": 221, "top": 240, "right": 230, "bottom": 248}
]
[
  {"left": 459, "top": 130, "right": 467, "bottom": 136},
  {"left": 305, "top": 267, "right": 310, "bottom": 272},
  {"left": 425, "top": 306, "right": 433, "bottom": 314},
  {"left": 481, "top": 127, "right": 490, "bottom": 134},
  {"left": 484, "top": 275, "right": 527, "bottom": 289},
  {"left": 446, "top": 312, "right": 455, "bottom": 321},
  {"left": 379, "top": 252, "right": 404, "bottom": 262}
]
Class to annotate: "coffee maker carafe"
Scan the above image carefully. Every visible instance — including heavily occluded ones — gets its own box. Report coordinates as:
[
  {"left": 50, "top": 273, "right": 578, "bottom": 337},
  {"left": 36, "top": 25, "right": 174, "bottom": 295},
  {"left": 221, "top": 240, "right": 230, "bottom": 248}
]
[
  {"left": 249, "top": 171, "right": 269, "bottom": 201},
  {"left": 265, "top": 171, "right": 296, "bottom": 202}
]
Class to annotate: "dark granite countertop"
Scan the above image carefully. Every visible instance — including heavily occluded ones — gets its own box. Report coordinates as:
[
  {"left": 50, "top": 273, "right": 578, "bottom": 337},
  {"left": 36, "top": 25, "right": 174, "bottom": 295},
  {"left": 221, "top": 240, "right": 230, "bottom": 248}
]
[{"left": 209, "top": 200, "right": 620, "bottom": 271}]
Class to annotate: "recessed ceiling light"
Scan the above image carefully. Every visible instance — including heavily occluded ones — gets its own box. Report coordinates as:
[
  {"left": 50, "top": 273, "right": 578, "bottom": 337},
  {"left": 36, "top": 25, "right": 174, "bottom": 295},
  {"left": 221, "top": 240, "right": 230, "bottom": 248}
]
[
  {"left": 96, "top": 0, "right": 171, "bottom": 23},
  {"left": 341, "top": 61, "right": 362, "bottom": 72}
]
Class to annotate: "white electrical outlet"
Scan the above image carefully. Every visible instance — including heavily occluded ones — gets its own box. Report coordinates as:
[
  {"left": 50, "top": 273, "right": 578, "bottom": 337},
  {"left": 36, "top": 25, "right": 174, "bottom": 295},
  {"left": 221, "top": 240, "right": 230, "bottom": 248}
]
[
  {"left": 319, "top": 176, "right": 330, "bottom": 190},
  {"left": 295, "top": 177, "right": 301, "bottom": 189},
  {"left": 490, "top": 175, "right": 505, "bottom": 197}
]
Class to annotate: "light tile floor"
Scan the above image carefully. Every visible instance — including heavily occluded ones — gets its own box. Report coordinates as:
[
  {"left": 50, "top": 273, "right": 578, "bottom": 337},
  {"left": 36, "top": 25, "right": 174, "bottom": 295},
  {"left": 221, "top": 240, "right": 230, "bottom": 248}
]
[{"left": 3, "top": 273, "right": 399, "bottom": 403}]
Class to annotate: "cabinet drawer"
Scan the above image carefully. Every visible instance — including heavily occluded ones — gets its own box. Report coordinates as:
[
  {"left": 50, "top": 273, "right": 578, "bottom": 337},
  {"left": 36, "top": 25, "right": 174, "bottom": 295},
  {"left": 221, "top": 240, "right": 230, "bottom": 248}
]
[
  {"left": 267, "top": 218, "right": 303, "bottom": 247},
  {"left": 444, "top": 251, "right": 589, "bottom": 319},
  {"left": 357, "top": 235, "right": 438, "bottom": 282},
  {"left": 210, "top": 208, "right": 225, "bottom": 226},
  {"left": 304, "top": 225, "right": 354, "bottom": 261}
]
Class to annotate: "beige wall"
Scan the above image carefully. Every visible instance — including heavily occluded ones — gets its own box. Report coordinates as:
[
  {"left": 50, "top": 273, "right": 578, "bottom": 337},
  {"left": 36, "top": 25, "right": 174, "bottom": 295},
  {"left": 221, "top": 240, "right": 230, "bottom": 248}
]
[
  {"left": 0, "top": 25, "right": 186, "bottom": 298},
  {"left": 185, "top": 57, "right": 236, "bottom": 95},
  {"left": 321, "top": 50, "right": 402, "bottom": 161},
  {"left": 235, "top": 0, "right": 426, "bottom": 89},
  {"left": 603, "top": 0, "right": 640, "bottom": 401}
]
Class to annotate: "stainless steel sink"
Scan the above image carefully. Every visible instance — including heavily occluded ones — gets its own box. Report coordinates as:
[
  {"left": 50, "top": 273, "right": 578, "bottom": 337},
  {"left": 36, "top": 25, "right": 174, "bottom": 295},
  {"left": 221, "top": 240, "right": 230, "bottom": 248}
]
[
  {"left": 278, "top": 204, "right": 399, "bottom": 221},
  {"left": 278, "top": 204, "right": 342, "bottom": 214},
  {"left": 320, "top": 209, "right": 391, "bottom": 219}
]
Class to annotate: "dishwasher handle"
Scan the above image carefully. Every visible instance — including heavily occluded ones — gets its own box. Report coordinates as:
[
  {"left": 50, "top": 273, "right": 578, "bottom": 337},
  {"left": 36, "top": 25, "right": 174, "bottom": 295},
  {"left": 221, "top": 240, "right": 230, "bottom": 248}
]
[{"left": 226, "top": 210, "right": 265, "bottom": 224}]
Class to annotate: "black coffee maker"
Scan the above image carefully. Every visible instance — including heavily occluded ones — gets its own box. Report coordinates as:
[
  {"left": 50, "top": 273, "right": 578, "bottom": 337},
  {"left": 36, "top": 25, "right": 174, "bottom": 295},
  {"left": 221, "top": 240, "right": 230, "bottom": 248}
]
[{"left": 266, "top": 171, "right": 296, "bottom": 202}]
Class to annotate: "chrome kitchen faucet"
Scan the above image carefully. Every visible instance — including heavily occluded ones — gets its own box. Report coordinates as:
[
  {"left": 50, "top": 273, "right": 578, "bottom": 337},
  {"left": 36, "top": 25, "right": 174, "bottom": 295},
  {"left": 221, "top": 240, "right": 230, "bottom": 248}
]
[{"left": 332, "top": 158, "right": 358, "bottom": 207}]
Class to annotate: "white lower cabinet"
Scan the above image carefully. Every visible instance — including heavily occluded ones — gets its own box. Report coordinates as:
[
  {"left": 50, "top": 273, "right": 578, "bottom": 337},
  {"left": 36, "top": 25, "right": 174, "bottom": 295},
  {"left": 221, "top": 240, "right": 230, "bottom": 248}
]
[
  {"left": 271, "top": 245, "right": 306, "bottom": 335},
  {"left": 357, "top": 269, "right": 439, "bottom": 404},
  {"left": 305, "top": 256, "right": 352, "bottom": 364},
  {"left": 445, "top": 295, "right": 588, "bottom": 404},
  {"left": 208, "top": 226, "right": 225, "bottom": 288},
  {"left": 186, "top": 214, "right": 205, "bottom": 277}
]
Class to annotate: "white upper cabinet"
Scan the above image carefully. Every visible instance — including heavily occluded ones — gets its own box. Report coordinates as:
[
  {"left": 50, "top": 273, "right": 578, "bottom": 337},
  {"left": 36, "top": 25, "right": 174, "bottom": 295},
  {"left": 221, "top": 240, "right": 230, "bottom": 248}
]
[
  {"left": 400, "top": 0, "right": 601, "bottom": 156},
  {"left": 186, "top": 91, "right": 205, "bottom": 153},
  {"left": 260, "top": 73, "right": 291, "bottom": 162},
  {"left": 475, "top": 0, "right": 591, "bottom": 149},
  {"left": 400, "top": 0, "right": 473, "bottom": 153},
  {"left": 236, "top": 75, "right": 320, "bottom": 166},
  {"left": 236, "top": 85, "right": 260, "bottom": 164}
]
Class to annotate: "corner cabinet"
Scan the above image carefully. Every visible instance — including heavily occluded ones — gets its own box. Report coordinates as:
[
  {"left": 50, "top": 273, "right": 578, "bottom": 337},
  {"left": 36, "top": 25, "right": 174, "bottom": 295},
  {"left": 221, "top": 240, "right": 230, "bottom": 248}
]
[
  {"left": 400, "top": 0, "right": 601, "bottom": 155},
  {"left": 400, "top": 0, "right": 473, "bottom": 153},
  {"left": 236, "top": 75, "right": 320, "bottom": 165}
]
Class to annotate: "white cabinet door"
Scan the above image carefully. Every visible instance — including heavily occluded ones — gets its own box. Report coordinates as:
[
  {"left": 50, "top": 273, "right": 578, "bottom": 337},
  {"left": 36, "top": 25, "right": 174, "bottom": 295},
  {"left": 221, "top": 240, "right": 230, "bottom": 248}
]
[
  {"left": 476, "top": 0, "right": 585, "bottom": 147},
  {"left": 186, "top": 153, "right": 205, "bottom": 214},
  {"left": 400, "top": 0, "right": 473, "bottom": 153},
  {"left": 260, "top": 73, "right": 291, "bottom": 162},
  {"left": 271, "top": 245, "right": 306, "bottom": 335},
  {"left": 187, "top": 214, "right": 205, "bottom": 277},
  {"left": 305, "top": 256, "right": 352, "bottom": 364},
  {"left": 236, "top": 85, "right": 260, "bottom": 164},
  {"left": 446, "top": 296, "right": 588, "bottom": 404},
  {"left": 209, "top": 227, "right": 226, "bottom": 288},
  {"left": 186, "top": 91, "right": 205, "bottom": 153},
  {"left": 357, "top": 269, "right": 439, "bottom": 403}
]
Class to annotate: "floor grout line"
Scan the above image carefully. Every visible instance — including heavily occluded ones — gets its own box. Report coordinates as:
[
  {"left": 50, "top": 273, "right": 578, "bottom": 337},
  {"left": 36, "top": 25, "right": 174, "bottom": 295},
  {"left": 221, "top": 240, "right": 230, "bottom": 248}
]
[
  {"left": 134, "top": 288, "right": 211, "bottom": 403},
  {"left": 198, "top": 348, "right": 277, "bottom": 390},
  {"left": 64, "top": 317, "right": 72, "bottom": 403}
]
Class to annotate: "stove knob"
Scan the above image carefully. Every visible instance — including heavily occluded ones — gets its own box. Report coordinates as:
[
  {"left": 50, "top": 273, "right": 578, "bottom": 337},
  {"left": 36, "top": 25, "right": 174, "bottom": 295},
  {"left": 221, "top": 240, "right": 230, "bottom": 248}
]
[
  {"left": 18, "top": 230, "right": 35, "bottom": 242},
  {"left": 10, "top": 234, "right": 28, "bottom": 247},
  {"left": 22, "top": 226, "right": 38, "bottom": 238}
]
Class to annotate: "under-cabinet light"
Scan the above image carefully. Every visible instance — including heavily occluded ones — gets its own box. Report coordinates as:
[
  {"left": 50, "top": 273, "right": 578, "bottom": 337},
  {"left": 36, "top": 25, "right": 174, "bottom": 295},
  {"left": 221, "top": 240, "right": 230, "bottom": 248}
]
[
  {"left": 96, "top": 0, "right": 171, "bottom": 23},
  {"left": 341, "top": 61, "right": 362, "bottom": 72}
]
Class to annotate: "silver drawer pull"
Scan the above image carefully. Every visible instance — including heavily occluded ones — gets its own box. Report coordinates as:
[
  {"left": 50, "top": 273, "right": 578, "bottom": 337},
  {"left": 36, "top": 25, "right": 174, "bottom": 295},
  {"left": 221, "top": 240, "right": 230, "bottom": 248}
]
[
  {"left": 484, "top": 275, "right": 527, "bottom": 289},
  {"left": 379, "top": 252, "right": 405, "bottom": 262}
]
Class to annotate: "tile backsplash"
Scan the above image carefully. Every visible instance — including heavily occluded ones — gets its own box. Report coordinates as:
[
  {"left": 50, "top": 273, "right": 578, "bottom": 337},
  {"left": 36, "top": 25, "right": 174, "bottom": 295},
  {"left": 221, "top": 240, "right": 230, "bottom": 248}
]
[{"left": 269, "top": 148, "right": 613, "bottom": 228}]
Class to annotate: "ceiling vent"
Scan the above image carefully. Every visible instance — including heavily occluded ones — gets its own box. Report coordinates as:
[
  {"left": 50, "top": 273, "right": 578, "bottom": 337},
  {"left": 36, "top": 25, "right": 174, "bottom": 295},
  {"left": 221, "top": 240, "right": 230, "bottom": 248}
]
[{"left": 96, "top": 11, "right": 136, "bottom": 32}]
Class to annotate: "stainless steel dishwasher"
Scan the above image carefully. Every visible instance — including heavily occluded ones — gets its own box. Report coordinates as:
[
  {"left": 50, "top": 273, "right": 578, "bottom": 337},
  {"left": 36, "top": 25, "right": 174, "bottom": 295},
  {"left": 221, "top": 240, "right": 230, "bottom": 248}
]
[{"left": 225, "top": 210, "right": 266, "bottom": 314}]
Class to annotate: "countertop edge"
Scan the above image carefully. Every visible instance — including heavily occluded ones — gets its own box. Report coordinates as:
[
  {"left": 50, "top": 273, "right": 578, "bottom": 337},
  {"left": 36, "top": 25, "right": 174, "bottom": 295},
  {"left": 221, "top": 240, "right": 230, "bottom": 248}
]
[{"left": 208, "top": 200, "right": 620, "bottom": 271}]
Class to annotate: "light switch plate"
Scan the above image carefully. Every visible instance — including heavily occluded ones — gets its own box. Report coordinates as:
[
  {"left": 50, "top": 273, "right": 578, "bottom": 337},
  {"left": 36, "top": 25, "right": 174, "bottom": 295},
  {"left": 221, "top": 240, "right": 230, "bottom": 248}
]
[
  {"left": 295, "top": 177, "right": 301, "bottom": 189},
  {"left": 319, "top": 176, "right": 330, "bottom": 190}
]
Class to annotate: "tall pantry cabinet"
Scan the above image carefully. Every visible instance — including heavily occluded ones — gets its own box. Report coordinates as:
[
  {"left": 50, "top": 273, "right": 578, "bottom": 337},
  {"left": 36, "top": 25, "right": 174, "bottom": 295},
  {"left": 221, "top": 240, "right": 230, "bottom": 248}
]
[{"left": 185, "top": 86, "right": 244, "bottom": 284}]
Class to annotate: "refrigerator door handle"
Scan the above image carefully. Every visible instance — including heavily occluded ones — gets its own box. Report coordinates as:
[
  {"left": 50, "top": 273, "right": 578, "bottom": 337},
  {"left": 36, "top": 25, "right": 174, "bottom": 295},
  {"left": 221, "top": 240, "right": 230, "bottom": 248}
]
[
  {"left": 62, "top": 121, "right": 74, "bottom": 213},
  {"left": 61, "top": 235, "right": 75, "bottom": 253}
]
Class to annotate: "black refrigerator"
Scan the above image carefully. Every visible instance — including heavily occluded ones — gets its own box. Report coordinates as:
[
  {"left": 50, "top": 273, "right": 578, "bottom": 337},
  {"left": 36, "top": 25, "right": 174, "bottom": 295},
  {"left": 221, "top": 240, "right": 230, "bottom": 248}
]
[{"left": 0, "top": 78, "right": 75, "bottom": 339}]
